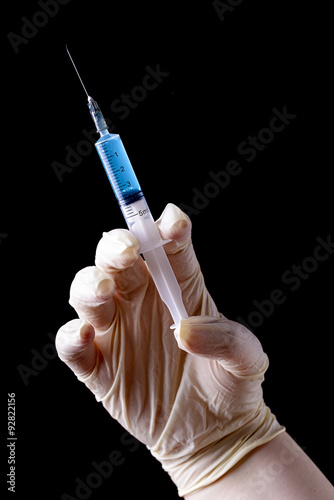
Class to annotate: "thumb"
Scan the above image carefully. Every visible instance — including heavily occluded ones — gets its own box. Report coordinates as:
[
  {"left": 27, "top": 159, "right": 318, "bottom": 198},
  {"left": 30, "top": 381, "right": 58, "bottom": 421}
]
[
  {"left": 174, "top": 315, "right": 268, "bottom": 377},
  {"left": 56, "top": 319, "right": 97, "bottom": 380}
]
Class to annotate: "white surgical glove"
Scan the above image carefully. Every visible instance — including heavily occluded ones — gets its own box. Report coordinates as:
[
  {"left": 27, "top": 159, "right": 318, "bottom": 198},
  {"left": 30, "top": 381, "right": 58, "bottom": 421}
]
[{"left": 56, "top": 203, "right": 284, "bottom": 497}]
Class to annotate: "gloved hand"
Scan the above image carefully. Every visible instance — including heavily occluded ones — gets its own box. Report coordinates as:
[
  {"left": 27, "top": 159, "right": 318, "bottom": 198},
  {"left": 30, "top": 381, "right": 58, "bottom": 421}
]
[{"left": 56, "top": 203, "right": 284, "bottom": 497}]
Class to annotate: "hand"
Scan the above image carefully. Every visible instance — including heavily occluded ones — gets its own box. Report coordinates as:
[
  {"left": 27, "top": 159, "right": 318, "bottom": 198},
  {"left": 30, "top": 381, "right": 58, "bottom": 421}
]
[{"left": 56, "top": 203, "right": 283, "bottom": 497}]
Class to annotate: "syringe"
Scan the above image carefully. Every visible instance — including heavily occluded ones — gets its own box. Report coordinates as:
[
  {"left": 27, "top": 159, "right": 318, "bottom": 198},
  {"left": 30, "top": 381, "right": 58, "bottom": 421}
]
[{"left": 66, "top": 47, "right": 188, "bottom": 327}]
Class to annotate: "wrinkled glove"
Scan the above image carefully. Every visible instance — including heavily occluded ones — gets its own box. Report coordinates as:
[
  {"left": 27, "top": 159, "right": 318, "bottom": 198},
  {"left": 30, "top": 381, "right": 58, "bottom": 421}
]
[{"left": 56, "top": 203, "right": 284, "bottom": 497}]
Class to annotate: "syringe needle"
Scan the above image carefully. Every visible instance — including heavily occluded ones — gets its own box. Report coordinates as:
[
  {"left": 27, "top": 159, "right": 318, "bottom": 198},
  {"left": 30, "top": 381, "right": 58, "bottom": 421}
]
[
  {"left": 66, "top": 45, "right": 108, "bottom": 134},
  {"left": 66, "top": 45, "right": 90, "bottom": 99}
]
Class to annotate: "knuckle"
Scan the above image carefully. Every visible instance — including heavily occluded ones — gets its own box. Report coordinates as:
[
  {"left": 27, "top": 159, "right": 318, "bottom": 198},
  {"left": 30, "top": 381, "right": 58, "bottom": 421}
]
[
  {"left": 55, "top": 319, "right": 86, "bottom": 359},
  {"left": 157, "top": 203, "right": 192, "bottom": 244},
  {"left": 69, "top": 266, "right": 115, "bottom": 306},
  {"left": 95, "top": 229, "right": 140, "bottom": 272}
]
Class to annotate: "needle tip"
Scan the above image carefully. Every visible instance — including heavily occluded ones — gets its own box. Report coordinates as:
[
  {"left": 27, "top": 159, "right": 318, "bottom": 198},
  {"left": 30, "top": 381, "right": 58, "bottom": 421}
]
[{"left": 66, "top": 46, "right": 90, "bottom": 99}]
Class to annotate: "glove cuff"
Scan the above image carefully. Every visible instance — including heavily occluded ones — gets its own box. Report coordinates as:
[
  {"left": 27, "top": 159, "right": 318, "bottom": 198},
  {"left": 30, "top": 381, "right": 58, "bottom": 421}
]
[{"left": 150, "top": 402, "right": 285, "bottom": 497}]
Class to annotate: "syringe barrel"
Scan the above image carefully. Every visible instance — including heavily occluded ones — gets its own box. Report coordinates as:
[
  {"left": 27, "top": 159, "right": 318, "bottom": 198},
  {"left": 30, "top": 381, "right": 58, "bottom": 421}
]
[
  {"left": 95, "top": 129, "right": 188, "bottom": 325},
  {"left": 95, "top": 132, "right": 143, "bottom": 205},
  {"left": 95, "top": 132, "right": 162, "bottom": 253}
]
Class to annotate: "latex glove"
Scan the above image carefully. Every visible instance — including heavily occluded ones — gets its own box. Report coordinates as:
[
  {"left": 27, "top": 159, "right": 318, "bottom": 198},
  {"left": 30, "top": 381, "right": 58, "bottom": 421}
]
[{"left": 56, "top": 203, "right": 284, "bottom": 497}]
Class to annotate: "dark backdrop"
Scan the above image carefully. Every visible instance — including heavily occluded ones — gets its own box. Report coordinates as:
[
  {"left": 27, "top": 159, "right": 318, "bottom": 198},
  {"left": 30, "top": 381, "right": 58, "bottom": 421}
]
[{"left": 2, "top": 1, "right": 332, "bottom": 498}]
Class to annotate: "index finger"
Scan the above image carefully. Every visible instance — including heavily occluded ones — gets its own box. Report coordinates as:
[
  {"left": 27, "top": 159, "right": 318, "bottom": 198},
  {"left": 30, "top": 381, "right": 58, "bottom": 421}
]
[{"left": 156, "top": 204, "right": 211, "bottom": 314}]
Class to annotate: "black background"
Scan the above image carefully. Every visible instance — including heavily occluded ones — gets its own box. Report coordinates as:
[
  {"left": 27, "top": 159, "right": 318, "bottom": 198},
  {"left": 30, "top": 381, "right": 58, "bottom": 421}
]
[{"left": 2, "top": 1, "right": 333, "bottom": 498}]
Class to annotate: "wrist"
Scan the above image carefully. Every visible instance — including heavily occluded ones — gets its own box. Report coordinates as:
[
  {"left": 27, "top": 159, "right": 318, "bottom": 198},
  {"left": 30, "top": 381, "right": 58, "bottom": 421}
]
[
  {"left": 185, "top": 432, "right": 334, "bottom": 500},
  {"left": 150, "top": 402, "right": 284, "bottom": 497}
]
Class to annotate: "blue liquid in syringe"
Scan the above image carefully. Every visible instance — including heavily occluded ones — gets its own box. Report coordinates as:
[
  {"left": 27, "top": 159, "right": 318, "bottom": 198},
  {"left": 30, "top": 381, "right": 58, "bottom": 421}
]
[{"left": 95, "top": 133, "right": 144, "bottom": 206}]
